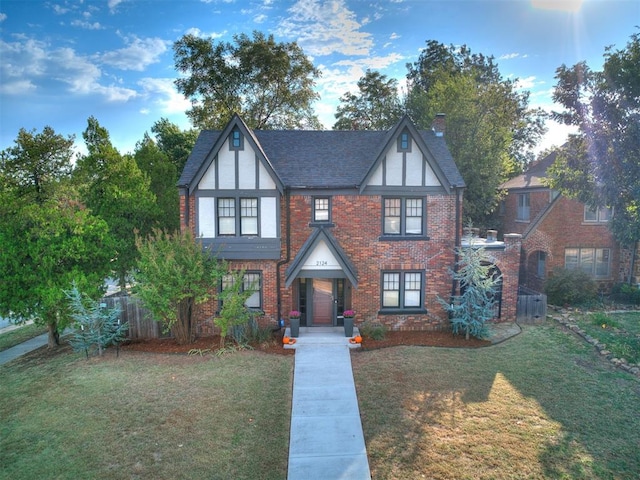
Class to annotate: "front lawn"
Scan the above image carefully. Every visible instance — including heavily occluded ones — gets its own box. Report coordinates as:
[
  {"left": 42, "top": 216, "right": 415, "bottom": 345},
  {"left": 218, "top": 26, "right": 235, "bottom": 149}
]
[
  {"left": 352, "top": 321, "right": 640, "bottom": 479},
  {"left": 0, "top": 347, "right": 293, "bottom": 480},
  {"left": 571, "top": 311, "right": 640, "bottom": 364}
]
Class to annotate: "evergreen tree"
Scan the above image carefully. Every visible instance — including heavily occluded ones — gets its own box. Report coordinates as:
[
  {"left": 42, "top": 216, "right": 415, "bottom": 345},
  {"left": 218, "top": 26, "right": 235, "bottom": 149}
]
[{"left": 439, "top": 245, "right": 501, "bottom": 340}]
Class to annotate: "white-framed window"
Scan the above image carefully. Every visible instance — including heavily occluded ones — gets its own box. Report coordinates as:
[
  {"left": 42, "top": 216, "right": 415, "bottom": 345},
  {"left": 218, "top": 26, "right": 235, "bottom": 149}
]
[
  {"left": 313, "top": 197, "right": 331, "bottom": 223},
  {"left": 383, "top": 198, "right": 424, "bottom": 236},
  {"left": 517, "top": 193, "right": 530, "bottom": 221},
  {"left": 565, "top": 248, "right": 611, "bottom": 278},
  {"left": 584, "top": 206, "right": 613, "bottom": 223},
  {"left": 381, "top": 271, "right": 424, "bottom": 310}
]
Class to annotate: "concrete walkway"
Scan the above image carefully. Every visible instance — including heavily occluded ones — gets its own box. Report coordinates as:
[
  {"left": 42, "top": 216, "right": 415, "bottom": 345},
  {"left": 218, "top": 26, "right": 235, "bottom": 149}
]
[
  {"left": 0, "top": 332, "right": 49, "bottom": 366},
  {"left": 284, "top": 327, "right": 371, "bottom": 480}
]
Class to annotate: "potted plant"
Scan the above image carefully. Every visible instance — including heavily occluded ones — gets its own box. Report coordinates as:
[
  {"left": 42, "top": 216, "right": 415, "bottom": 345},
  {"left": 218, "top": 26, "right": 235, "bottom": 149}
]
[
  {"left": 343, "top": 310, "right": 355, "bottom": 337},
  {"left": 289, "top": 310, "right": 301, "bottom": 337}
]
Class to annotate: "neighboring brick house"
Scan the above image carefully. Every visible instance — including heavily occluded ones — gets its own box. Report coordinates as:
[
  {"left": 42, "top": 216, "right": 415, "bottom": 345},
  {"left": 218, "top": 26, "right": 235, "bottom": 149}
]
[
  {"left": 500, "top": 150, "right": 621, "bottom": 293},
  {"left": 178, "top": 113, "right": 521, "bottom": 334}
]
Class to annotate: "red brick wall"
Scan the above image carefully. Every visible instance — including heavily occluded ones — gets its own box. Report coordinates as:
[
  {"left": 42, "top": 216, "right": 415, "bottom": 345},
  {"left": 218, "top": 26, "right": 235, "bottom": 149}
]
[
  {"left": 178, "top": 190, "right": 524, "bottom": 333},
  {"left": 503, "top": 191, "right": 621, "bottom": 291}
]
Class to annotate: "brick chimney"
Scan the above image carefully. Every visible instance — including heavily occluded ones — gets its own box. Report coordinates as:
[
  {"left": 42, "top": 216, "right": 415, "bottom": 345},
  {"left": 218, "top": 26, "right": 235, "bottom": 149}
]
[{"left": 432, "top": 113, "right": 446, "bottom": 137}]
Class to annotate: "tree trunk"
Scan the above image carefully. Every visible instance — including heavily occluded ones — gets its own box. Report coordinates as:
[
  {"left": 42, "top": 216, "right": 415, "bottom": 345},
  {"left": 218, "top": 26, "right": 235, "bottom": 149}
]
[{"left": 47, "top": 321, "right": 60, "bottom": 348}]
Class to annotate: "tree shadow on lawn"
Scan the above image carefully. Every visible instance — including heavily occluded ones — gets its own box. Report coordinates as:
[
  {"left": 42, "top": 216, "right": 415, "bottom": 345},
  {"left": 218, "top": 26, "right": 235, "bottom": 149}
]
[{"left": 353, "top": 323, "right": 640, "bottom": 479}]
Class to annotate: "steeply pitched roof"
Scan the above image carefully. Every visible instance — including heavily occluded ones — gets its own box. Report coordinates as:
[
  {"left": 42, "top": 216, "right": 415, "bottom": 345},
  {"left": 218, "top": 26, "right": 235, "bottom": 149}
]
[
  {"left": 178, "top": 115, "right": 465, "bottom": 190},
  {"left": 501, "top": 150, "right": 559, "bottom": 190}
]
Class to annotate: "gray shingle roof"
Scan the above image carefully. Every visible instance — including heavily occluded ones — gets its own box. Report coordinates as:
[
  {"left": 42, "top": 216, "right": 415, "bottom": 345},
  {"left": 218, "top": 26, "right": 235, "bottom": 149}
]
[
  {"left": 178, "top": 118, "right": 464, "bottom": 190},
  {"left": 501, "top": 150, "right": 558, "bottom": 190}
]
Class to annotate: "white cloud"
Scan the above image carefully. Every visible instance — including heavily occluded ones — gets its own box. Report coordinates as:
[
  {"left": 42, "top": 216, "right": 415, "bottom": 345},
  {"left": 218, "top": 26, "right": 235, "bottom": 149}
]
[
  {"left": 51, "top": 4, "right": 70, "bottom": 15},
  {"left": 254, "top": 13, "right": 267, "bottom": 23},
  {"left": 99, "top": 36, "right": 168, "bottom": 71},
  {"left": 71, "top": 19, "right": 104, "bottom": 30},
  {"left": 389, "top": 32, "right": 400, "bottom": 40},
  {"left": 0, "top": 38, "right": 137, "bottom": 102},
  {"left": 500, "top": 53, "right": 520, "bottom": 60},
  {"left": 138, "top": 77, "right": 191, "bottom": 115},
  {"left": 184, "top": 27, "right": 227, "bottom": 39},
  {"left": 0, "top": 13, "right": 7, "bottom": 22},
  {"left": 277, "top": 0, "right": 373, "bottom": 56},
  {"left": 515, "top": 75, "right": 537, "bottom": 90},
  {"left": 0, "top": 79, "right": 37, "bottom": 95},
  {"left": 108, "top": 0, "right": 125, "bottom": 12}
]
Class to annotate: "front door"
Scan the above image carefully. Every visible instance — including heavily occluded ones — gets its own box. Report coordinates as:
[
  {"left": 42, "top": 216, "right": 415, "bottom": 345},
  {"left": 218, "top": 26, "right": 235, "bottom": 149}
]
[{"left": 312, "top": 278, "right": 333, "bottom": 325}]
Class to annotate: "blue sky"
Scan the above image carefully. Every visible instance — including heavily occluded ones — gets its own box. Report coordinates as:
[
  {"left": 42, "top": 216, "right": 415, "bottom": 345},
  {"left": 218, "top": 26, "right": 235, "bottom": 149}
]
[{"left": 1, "top": 0, "right": 638, "bottom": 157}]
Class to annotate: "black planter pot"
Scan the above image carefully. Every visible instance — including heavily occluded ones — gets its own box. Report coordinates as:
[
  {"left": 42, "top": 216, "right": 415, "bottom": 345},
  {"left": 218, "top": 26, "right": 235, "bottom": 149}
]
[
  {"left": 344, "top": 317, "right": 354, "bottom": 337},
  {"left": 290, "top": 317, "right": 300, "bottom": 337}
]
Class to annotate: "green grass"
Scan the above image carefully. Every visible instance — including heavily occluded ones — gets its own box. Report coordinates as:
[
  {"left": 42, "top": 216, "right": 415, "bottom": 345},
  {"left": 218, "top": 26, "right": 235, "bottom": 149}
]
[
  {"left": 0, "top": 347, "right": 293, "bottom": 480},
  {"left": 0, "top": 323, "right": 48, "bottom": 352},
  {"left": 579, "top": 311, "right": 640, "bottom": 363},
  {"left": 3, "top": 321, "right": 639, "bottom": 480},
  {"left": 352, "top": 321, "right": 640, "bottom": 479}
]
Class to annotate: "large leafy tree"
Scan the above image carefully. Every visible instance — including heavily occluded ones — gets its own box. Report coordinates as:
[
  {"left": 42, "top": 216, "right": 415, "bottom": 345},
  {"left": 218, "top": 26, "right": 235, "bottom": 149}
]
[
  {"left": 134, "top": 134, "right": 180, "bottom": 232},
  {"left": 150, "top": 118, "right": 198, "bottom": 174},
  {"left": 174, "top": 31, "right": 321, "bottom": 130},
  {"left": 134, "top": 229, "right": 226, "bottom": 345},
  {"left": 75, "top": 117, "right": 158, "bottom": 288},
  {"left": 0, "top": 127, "right": 112, "bottom": 347},
  {"left": 406, "top": 41, "right": 546, "bottom": 228},
  {"left": 333, "top": 70, "right": 404, "bottom": 130},
  {"left": 546, "top": 31, "right": 640, "bottom": 250}
]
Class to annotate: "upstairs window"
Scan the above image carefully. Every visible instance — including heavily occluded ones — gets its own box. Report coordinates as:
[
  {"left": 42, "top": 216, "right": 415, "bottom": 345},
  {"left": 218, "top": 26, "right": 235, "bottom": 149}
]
[
  {"left": 584, "top": 206, "right": 613, "bottom": 223},
  {"left": 383, "top": 198, "right": 424, "bottom": 236},
  {"left": 217, "top": 197, "right": 259, "bottom": 237},
  {"left": 517, "top": 193, "right": 530, "bottom": 221},
  {"left": 313, "top": 197, "right": 331, "bottom": 223},
  {"left": 397, "top": 130, "right": 411, "bottom": 152},
  {"left": 240, "top": 198, "right": 258, "bottom": 236},
  {"left": 230, "top": 129, "right": 243, "bottom": 150},
  {"left": 218, "top": 198, "right": 236, "bottom": 236}
]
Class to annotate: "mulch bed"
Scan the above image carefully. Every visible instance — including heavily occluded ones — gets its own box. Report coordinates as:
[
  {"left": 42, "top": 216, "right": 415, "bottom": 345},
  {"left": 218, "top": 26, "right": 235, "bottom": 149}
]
[{"left": 121, "top": 329, "right": 490, "bottom": 356}]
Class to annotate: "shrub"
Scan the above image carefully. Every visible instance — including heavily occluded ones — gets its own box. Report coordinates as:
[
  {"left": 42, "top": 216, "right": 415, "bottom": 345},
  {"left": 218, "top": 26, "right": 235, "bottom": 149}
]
[
  {"left": 358, "top": 321, "right": 388, "bottom": 340},
  {"left": 544, "top": 268, "right": 597, "bottom": 306},
  {"left": 611, "top": 283, "right": 640, "bottom": 305},
  {"left": 65, "top": 284, "right": 128, "bottom": 358}
]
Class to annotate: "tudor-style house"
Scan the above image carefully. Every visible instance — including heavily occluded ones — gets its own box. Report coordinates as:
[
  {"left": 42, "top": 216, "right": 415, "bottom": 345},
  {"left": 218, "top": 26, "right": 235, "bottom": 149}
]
[
  {"left": 178, "top": 114, "right": 520, "bottom": 333},
  {"left": 500, "top": 150, "right": 623, "bottom": 293}
]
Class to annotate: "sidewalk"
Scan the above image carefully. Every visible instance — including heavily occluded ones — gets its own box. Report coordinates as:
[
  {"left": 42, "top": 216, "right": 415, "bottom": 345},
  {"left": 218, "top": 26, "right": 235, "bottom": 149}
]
[
  {"left": 0, "top": 333, "right": 49, "bottom": 366},
  {"left": 285, "top": 327, "right": 371, "bottom": 480}
]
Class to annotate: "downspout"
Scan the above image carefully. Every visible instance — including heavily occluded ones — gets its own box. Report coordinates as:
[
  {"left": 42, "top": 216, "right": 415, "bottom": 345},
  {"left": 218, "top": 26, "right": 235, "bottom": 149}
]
[
  {"left": 276, "top": 187, "right": 291, "bottom": 323},
  {"left": 451, "top": 184, "right": 461, "bottom": 298}
]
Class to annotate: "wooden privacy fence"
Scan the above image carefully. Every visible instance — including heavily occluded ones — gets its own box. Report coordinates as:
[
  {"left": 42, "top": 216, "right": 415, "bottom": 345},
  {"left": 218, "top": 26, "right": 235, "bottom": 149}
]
[
  {"left": 517, "top": 286, "right": 547, "bottom": 324},
  {"left": 101, "top": 295, "right": 165, "bottom": 340}
]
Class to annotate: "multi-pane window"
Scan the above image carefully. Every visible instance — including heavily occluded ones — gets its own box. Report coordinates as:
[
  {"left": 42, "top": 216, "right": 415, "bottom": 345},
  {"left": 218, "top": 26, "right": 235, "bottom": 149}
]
[
  {"left": 584, "top": 206, "right": 613, "bottom": 223},
  {"left": 382, "top": 271, "right": 424, "bottom": 310},
  {"left": 240, "top": 198, "right": 258, "bottom": 236},
  {"left": 313, "top": 197, "right": 330, "bottom": 222},
  {"left": 230, "top": 129, "right": 243, "bottom": 149},
  {"left": 383, "top": 198, "right": 424, "bottom": 236},
  {"left": 517, "top": 193, "right": 530, "bottom": 221},
  {"left": 565, "top": 248, "right": 611, "bottom": 278},
  {"left": 218, "top": 198, "right": 236, "bottom": 235},
  {"left": 217, "top": 197, "right": 259, "bottom": 236},
  {"left": 220, "top": 272, "right": 262, "bottom": 310},
  {"left": 398, "top": 131, "right": 411, "bottom": 151}
]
